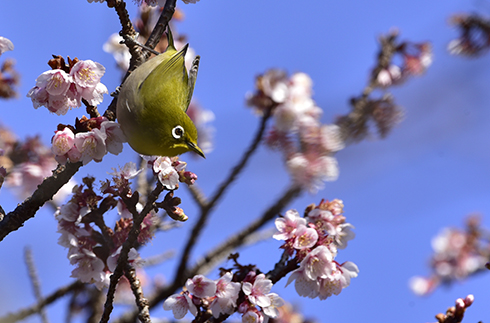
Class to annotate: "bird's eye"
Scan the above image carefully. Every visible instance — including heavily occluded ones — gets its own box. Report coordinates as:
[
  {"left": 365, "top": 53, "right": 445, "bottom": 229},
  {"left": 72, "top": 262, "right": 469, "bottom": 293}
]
[{"left": 172, "top": 125, "right": 184, "bottom": 139}]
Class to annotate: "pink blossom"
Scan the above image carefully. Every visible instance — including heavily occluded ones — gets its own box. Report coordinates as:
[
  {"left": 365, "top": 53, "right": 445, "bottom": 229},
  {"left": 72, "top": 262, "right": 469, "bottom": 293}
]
[
  {"left": 292, "top": 225, "right": 318, "bottom": 250},
  {"left": 107, "top": 246, "right": 142, "bottom": 272},
  {"left": 210, "top": 272, "right": 241, "bottom": 318},
  {"left": 185, "top": 275, "right": 217, "bottom": 298},
  {"left": 242, "top": 310, "right": 264, "bottom": 323},
  {"left": 152, "top": 156, "right": 180, "bottom": 189},
  {"left": 6, "top": 160, "right": 57, "bottom": 200},
  {"left": 286, "top": 269, "right": 319, "bottom": 298},
  {"left": 318, "top": 274, "right": 342, "bottom": 300},
  {"left": 83, "top": 81, "right": 108, "bottom": 106},
  {"left": 109, "top": 162, "right": 142, "bottom": 180},
  {"left": 262, "top": 293, "right": 285, "bottom": 318},
  {"left": 70, "top": 60, "right": 105, "bottom": 92},
  {"left": 163, "top": 292, "right": 197, "bottom": 319},
  {"left": 320, "top": 124, "right": 345, "bottom": 153},
  {"left": 100, "top": 120, "right": 126, "bottom": 155},
  {"left": 286, "top": 152, "right": 339, "bottom": 193},
  {"left": 36, "top": 69, "right": 72, "bottom": 96},
  {"left": 0, "top": 36, "right": 14, "bottom": 56},
  {"left": 409, "top": 276, "right": 438, "bottom": 296},
  {"left": 69, "top": 248, "right": 110, "bottom": 290},
  {"left": 74, "top": 129, "right": 107, "bottom": 164},
  {"left": 103, "top": 33, "right": 130, "bottom": 71},
  {"left": 301, "top": 246, "right": 334, "bottom": 280},
  {"left": 52, "top": 127, "right": 75, "bottom": 156},
  {"left": 242, "top": 273, "right": 273, "bottom": 307},
  {"left": 273, "top": 209, "right": 306, "bottom": 241},
  {"left": 338, "top": 261, "right": 359, "bottom": 288}
]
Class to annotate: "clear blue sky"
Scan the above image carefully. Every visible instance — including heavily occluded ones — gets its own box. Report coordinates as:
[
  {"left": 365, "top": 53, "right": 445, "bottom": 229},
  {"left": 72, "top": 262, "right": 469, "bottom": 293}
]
[{"left": 1, "top": 0, "right": 490, "bottom": 322}]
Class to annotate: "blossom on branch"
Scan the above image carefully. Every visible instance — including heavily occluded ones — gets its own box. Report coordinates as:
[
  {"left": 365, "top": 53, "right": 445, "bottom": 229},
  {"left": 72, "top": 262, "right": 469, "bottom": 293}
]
[
  {"left": 448, "top": 14, "right": 490, "bottom": 56},
  {"left": 275, "top": 199, "right": 358, "bottom": 300},
  {"left": 52, "top": 117, "right": 126, "bottom": 165},
  {"left": 247, "top": 70, "right": 344, "bottom": 193},
  {"left": 163, "top": 271, "right": 283, "bottom": 321},
  {"left": 27, "top": 57, "right": 108, "bottom": 115},
  {"left": 410, "top": 214, "right": 489, "bottom": 296},
  {"left": 145, "top": 155, "right": 198, "bottom": 189},
  {"left": 0, "top": 36, "right": 13, "bottom": 56}
]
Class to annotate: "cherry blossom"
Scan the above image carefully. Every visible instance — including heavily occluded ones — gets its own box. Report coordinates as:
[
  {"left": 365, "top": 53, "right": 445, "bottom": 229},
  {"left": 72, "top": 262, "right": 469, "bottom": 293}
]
[
  {"left": 0, "top": 36, "right": 13, "bottom": 56},
  {"left": 27, "top": 58, "right": 108, "bottom": 115},
  {"left": 185, "top": 275, "right": 217, "bottom": 299},
  {"left": 152, "top": 156, "right": 180, "bottom": 189},
  {"left": 242, "top": 274, "right": 273, "bottom": 308},
  {"left": 74, "top": 128, "right": 107, "bottom": 164},
  {"left": 242, "top": 310, "right": 264, "bottom": 323},
  {"left": 163, "top": 292, "right": 197, "bottom": 319},
  {"left": 292, "top": 225, "right": 319, "bottom": 250},
  {"left": 273, "top": 209, "right": 306, "bottom": 241},
  {"left": 210, "top": 272, "right": 241, "bottom": 318},
  {"left": 262, "top": 293, "right": 285, "bottom": 318}
]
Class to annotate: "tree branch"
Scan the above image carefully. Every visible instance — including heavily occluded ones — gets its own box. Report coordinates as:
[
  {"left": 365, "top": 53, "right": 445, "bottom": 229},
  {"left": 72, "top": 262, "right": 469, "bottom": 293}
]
[
  {"left": 0, "top": 162, "right": 82, "bottom": 242},
  {"left": 0, "top": 281, "right": 85, "bottom": 323}
]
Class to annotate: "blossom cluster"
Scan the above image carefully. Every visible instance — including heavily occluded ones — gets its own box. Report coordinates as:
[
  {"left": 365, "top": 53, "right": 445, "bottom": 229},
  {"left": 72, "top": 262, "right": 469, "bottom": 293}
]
[
  {"left": 0, "top": 36, "right": 19, "bottom": 99},
  {"left": 374, "top": 34, "right": 432, "bottom": 87},
  {"left": 447, "top": 14, "right": 490, "bottom": 56},
  {"left": 52, "top": 116, "right": 126, "bottom": 165},
  {"left": 0, "top": 124, "right": 73, "bottom": 203},
  {"left": 247, "top": 70, "right": 344, "bottom": 193},
  {"left": 164, "top": 272, "right": 284, "bottom": 322},
  {"left": 274, "top": 199, "right": 358, "bottom": 299},
  {"left": 27, "top": 57, "right": 108, "bottom": 116},
  {"left": 145, "top": 155, "right": 198, "bottom": 190},
  {"left": 410, "top": 215, "right": 489, "bottom": 296},
  {"left": 435, "top": 294, "right": 475, "bottom": 323},
  {"left": 55, "top": 173, "right": 157, "bottom": 290}
]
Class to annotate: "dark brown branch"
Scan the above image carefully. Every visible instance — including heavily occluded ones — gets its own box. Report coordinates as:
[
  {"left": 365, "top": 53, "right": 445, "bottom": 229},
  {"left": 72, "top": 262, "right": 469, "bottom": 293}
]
[
  {"left": 189, "top": 183, "right": 302, "bottom": 279},
  {"left": 144, "top": 0, "right": 177, "bottom": 51},
  {"left": 0, "top": 281, "right": 85, "bottom": 323},
  {"left": 24, "top": 247, "right": 49, "bottom": 323},
  {"left": 336, "top": 32, "right": 398, "bottom": 143},
  {"left": 99, "top": 184, "right": 164, "bottom": 323},
  {"left": 0, "top": 162, "right": 82, "bottom": 242},
  {"left": 124, "top": 264, "right": 151, "bottom": 323}
]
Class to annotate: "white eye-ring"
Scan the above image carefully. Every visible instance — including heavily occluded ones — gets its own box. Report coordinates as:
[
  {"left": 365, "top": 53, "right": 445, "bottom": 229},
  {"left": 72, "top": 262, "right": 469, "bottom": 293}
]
[{"left": 172, "top": 125, "right": 184, "bottom": 139}]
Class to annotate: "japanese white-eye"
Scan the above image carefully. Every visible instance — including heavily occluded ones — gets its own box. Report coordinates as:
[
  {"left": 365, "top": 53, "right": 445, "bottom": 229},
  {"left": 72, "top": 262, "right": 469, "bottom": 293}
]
[{"left": 116, "top": 27, "right": 205, "bottom": 158}]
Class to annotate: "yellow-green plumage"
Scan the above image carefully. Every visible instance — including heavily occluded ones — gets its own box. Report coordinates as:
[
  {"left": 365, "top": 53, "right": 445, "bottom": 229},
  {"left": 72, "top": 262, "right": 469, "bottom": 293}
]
[{"left": 116, "top": 27, "right": 204, "bottom": 158}]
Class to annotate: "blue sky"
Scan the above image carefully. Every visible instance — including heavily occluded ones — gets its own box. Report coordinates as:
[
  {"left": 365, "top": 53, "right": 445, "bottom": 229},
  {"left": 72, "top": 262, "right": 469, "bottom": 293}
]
[{"left": 1, "top": 0, "right": 490, "bottom": 322}]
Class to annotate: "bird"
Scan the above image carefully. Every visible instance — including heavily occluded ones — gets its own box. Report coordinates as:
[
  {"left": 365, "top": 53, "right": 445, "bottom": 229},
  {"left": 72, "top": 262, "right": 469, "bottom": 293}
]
[{"left": 116, "top": 26, "right": 205, "bottom": 158}]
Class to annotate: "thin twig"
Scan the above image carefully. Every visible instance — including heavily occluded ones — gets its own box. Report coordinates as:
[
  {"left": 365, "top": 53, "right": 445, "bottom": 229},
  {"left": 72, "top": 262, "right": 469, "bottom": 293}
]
[
  {"left": 186, "top": 183, "right": 208, "bottom": 209},
  {"left": 24, "top": 247, "right": 49, "bottom": 323},
  {"left": 172, "top": 108, "right": 273, "bottom": 291},
  {"left": 0, "top": 281, "right": 85, "bottom": 323},
  {"left": 99, "top": 183, "right": 164, "bottom": 323},
  {"left": 0, "top": 162, "right": 82, "bottom": 242},
  {"left": 124, "top": 264, "right": 151, "bottom": 323},
  {"left": 196, "top": 227, "right": 277, "bottom": 276},
  {"left": 189, "top": 183, "right": 301, "bottom": 278}
]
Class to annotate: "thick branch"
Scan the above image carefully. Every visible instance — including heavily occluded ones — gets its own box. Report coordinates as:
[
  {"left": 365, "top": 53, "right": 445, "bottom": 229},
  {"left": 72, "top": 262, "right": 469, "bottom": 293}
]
[{"left": 0, "top": 162, "right": 82, "bottom": 242}]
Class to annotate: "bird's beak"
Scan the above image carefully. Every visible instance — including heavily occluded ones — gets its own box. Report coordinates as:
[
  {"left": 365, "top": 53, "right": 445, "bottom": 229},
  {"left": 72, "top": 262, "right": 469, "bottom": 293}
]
[{"left": 186, "top": 141, "right": 205, "bottom": 158}]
